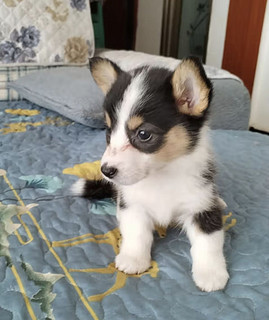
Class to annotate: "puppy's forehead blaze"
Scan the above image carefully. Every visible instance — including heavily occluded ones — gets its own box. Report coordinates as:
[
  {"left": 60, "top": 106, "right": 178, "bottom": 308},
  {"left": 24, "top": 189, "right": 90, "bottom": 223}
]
[{"left": 127, "top": 115, "right": 144, "bottom": 131}]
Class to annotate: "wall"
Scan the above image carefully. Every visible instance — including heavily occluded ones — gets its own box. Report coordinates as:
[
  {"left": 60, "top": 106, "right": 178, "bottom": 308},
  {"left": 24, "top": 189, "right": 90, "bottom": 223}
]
[
  {"left": 250, "top": 0, "right": 269, "bottom": 132},
  {"left": 135, "top": 0, "right": 164, "bottom": 55},
  {"left": 222, "top": 0, "right": 267, "bottom": 93},
  {"left": 136, "top": 0, "right": 229, "bottom": 64},
  {"left": 206, "top": 0, "right": 230, "bottom": 68}
]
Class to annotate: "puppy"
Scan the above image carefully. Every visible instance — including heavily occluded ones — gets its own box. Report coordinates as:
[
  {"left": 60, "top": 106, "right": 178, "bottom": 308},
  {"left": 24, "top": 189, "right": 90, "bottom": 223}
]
[{"left": 73, "top": 57, "right": 229, "bottom": 292}]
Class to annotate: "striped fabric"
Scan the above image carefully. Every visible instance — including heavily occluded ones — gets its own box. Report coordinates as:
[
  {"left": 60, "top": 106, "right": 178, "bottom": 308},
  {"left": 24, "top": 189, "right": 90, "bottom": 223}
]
[{"left": 0, "top": 66, "right": 64, "bottom": 101}]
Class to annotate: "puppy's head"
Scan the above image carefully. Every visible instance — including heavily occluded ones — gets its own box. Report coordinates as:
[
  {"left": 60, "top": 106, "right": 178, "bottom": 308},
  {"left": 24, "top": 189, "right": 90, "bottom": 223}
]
[{"left": 90, "top": 57, "right": 212, "bottom": 186}]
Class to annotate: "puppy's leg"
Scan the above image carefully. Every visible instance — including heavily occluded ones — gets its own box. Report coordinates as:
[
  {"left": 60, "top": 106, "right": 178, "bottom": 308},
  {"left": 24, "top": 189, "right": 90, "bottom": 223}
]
[
  {"left": 185, "top": 209, "right": 229, "bottom": 292},
  {"left": 115, "top": 205, "right": 153, "bottom": 274}
]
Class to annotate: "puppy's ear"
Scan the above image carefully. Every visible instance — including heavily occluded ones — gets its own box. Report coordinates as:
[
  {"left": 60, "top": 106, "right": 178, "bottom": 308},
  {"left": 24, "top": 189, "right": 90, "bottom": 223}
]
[
  {"left": 171, "top": 57, "right": 212, "bottom": 117},
  {"left": 89, "top": 57, "right": 122, "bottom": 95}
]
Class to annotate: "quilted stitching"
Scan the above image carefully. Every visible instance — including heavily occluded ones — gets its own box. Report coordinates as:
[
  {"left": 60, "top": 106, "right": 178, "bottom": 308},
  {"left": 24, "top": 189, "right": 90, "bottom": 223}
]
[
  {"left": 0, "top": 101, "right": 269, "bottom": 320},
  {"left": 0, "top": 0, "right": 94, "bottom": 66}
]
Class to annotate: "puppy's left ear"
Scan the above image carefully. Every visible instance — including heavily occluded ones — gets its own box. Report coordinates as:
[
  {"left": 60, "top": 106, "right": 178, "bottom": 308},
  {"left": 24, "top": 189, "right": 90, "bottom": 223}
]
[
  {"left": 89, "top": 57, "right": 122, "bottom": 95},
  {"left": 171, "top": 57, "right": 212, "bottom": 117}
]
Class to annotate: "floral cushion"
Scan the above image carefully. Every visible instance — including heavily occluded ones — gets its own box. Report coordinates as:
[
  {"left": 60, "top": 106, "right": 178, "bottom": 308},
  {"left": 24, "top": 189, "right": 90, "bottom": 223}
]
[
  {"left": 0, "top": 0, "right": 94, "bottom": 65},
  {"left": 0, "top": 0, "right": 95, "bottom": 100}
]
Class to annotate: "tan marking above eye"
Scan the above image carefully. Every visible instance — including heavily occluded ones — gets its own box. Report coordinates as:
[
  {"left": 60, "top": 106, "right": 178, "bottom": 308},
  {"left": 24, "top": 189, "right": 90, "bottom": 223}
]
[
  {"left": 105, "top": 112, "right": 111, "bottom": 128},
  {"left": 127, "top": 116, "right": 144, "bottom": 131},
  {"left": 153, "top": 125, "right": 190, "bottom": 162}
]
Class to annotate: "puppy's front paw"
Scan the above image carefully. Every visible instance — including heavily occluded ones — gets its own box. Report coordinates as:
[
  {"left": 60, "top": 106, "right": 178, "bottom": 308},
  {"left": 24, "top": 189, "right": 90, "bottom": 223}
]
[
  {"left": 115, "top": 253, "right": 151, "bottom": 274},
  {"left": 192, "top": 263, "right": 229, "bottom": 292}
]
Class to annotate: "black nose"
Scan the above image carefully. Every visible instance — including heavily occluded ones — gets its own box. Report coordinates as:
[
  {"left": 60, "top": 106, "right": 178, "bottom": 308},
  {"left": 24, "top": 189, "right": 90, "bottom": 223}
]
[{"left": 101, "top": 164, "right": 118, "bottom": 179}]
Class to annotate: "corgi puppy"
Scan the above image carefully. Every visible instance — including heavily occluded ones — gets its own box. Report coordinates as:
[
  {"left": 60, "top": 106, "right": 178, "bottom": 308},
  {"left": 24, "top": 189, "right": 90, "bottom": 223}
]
[{"left": 72, "top": 57, "right": 229, "bottom": 292}]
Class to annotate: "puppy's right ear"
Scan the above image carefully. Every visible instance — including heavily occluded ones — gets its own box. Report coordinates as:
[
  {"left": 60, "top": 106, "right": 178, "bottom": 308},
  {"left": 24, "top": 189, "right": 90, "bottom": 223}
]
[{"left": 89, "top": 57, "right": 122, "bottom": 95}]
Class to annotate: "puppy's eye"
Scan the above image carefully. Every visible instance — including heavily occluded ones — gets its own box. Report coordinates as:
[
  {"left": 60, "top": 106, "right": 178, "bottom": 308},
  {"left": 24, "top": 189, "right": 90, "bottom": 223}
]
[{"left": 137, "top": 130, "right": 152, "bottom": 142}]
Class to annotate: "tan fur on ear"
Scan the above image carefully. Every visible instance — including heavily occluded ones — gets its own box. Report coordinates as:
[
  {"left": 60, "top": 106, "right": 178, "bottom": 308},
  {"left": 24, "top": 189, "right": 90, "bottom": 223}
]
[
  {"left": 90, "top": 59, "right": 119, "bottom": 94},
  {"left": 172, "top": 59, "right": 210, "bottom": 117}
]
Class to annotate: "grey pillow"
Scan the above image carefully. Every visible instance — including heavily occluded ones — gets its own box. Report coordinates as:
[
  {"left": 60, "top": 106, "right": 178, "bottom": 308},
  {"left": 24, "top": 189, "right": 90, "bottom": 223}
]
[
  {"left": 210, "top": 79, "right": 250, "bottom": 130},
  {"left": 9, "top": 67, "right": 105, "bottom": 128},
  {"left": 9, "top": 66, "right": 250, "bottom": 131}
]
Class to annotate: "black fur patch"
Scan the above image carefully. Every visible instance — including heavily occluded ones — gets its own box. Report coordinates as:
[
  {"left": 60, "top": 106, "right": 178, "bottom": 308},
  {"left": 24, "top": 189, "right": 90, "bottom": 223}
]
[
  {"left": 82, "top": 179, "right": 115, "bottom": 199},
  {"left": 194, "top": 205, "right": 223, "bottom": 234}
]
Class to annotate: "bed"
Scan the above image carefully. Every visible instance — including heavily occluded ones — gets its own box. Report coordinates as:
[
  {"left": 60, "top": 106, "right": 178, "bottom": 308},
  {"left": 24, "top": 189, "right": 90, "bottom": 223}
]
[{"left": 0, "top": 89, "right": 269, "bottom": 319}]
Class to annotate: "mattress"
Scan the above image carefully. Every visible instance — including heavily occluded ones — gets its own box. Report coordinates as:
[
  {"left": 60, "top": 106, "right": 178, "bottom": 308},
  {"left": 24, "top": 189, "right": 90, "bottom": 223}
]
[{"left": 0, "top": 100, "right": 268, "bottom": 320}]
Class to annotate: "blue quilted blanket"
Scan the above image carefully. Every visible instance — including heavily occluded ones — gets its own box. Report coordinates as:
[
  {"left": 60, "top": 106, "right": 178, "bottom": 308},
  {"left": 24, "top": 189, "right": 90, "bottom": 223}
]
[{"left": 0, "top": 101, "right": 269, "bottom": 320}]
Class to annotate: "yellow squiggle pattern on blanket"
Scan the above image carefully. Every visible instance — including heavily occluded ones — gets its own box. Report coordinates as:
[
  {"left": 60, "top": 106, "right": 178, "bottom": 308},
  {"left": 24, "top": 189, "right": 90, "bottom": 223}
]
[
  {"left": 53, "top": 227, "right": 159, "bottom": 302},
  {"left": 63, "top": 160, "right": 102, "bottom": 180},
  {"left": 5, "top": 109, "right": 40, "bottom": 116},
  {"left": 52, "top": 228, "right": 120, "bottom": 254},
  {"left": 74, "top": 261, "right": 159, "bottom": 302},
  {"left": 223, "top": 212, "right": 237, "bottom": 231},
  {"left": 0, "top": 117, "right": 70, "bottom": 135}
]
